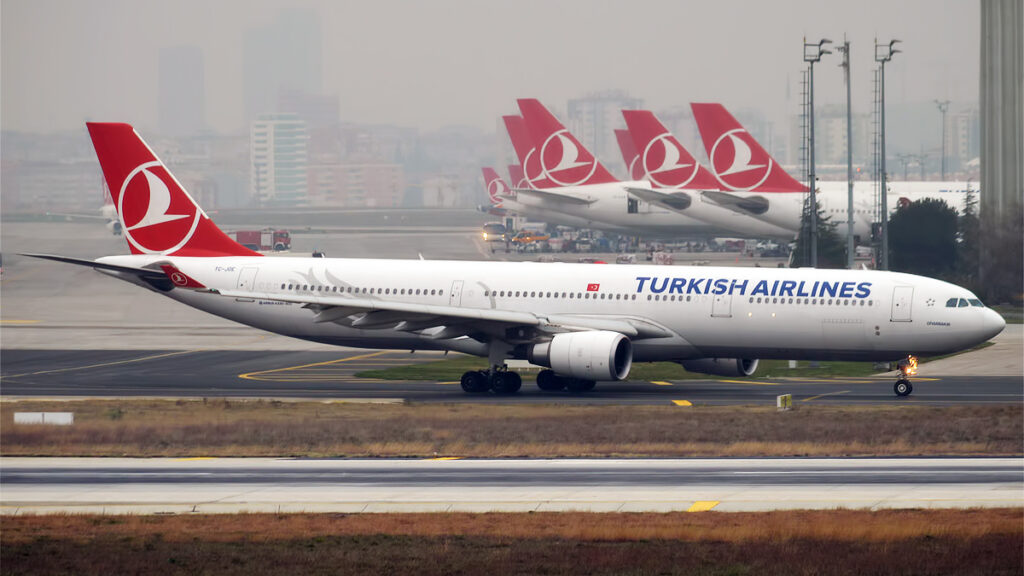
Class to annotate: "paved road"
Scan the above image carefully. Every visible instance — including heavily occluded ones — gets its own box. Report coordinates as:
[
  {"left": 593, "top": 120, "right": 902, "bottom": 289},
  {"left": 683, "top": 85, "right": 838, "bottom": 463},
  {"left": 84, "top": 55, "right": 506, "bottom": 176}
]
[
  {"left": 2, "top": 457, "right": 1020, "bottom": 514},
  {"left": 2, "top": 348, "right": 1021, "bottom": 405}
]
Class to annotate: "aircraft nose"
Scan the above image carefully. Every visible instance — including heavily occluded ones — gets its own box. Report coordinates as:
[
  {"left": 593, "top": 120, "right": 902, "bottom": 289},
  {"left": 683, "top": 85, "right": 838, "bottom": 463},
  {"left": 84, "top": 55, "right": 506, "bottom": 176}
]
[{"left": 982, "top": 309, "right": 1006, "bottom": 340}]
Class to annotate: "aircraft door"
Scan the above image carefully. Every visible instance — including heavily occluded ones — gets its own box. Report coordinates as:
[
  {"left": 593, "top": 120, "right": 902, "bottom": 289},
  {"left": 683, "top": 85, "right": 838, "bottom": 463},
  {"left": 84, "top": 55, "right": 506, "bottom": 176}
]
[
  {"left": 711, "top": 292, "right": 732, "bottom": 318},
  {"left": 236, "top": 267, "right": 259, "bottom": 291},
  {"left": 890, "top": 286, "right": 913, "bottom": 322},
  {"left": 449, "top": 280, "right": 464, "bottom": 307}
]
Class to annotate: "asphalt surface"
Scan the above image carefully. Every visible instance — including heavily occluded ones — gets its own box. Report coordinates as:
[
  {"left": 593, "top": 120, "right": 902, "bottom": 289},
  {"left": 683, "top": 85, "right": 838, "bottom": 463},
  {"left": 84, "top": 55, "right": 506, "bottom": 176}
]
[
  {"left": 3, "top": 457, "right": 1020, "bottom": 514},
  {"left": 2, "top": 348, "right": 1021, "bottom": 405}
]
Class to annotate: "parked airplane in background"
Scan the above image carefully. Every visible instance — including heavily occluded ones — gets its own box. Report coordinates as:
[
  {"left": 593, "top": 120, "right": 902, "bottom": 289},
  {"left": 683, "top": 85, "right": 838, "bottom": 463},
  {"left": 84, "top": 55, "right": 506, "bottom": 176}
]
[
  {"left": 47, "top": 187, "right": 122, "bottom": 235},
  {"left": 479, "top": 167, "right": 509, "bottom": 217},
  {"left": 502, "top": 101, "right": 725, "bottom": 236},
  {"left": 28, "top": 122, "right": 1004, "bottom": 397},
  {"left": 691, "top": 103, "right": 977, "bottom": 241},
  {"left": 619, "top": 109, "right": 799, "bottom": 239}
]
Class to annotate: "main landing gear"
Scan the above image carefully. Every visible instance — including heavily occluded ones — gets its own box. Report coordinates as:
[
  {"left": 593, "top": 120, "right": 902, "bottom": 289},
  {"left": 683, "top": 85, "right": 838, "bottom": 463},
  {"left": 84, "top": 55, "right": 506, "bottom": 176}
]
[
  {"left": 536, "top": 369, "right": 596, "bottom": 393},
  {"left": 460, "top": 368, "right": 522, "bottom": 395},
  {"left": 893, "top": 355, "right": 918, "bottom": 397}
]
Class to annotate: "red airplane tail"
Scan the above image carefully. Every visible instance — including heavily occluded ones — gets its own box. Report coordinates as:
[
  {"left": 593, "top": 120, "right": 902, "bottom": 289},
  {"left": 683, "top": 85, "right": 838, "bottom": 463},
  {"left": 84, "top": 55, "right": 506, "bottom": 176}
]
[
  {"left": 690, "top": 103, "right": 807, "bottom": 193},
  {"left": 613, "top": 129, "right": 644, "bottom": 181},
  {"left": 622, "top": 110, "right": 720, "bottom": 190},
  {"left": 508, "top": 165, "right": 529, "bottom": 190},
  {"left": 86, "top": 123, "right": 260, "bottom": 257},
  {"left": 516, "top": 98, "right": 618, "bottom": 188},
  {"left": 481, "top": 167, "right": 511, "bottom": 203}
]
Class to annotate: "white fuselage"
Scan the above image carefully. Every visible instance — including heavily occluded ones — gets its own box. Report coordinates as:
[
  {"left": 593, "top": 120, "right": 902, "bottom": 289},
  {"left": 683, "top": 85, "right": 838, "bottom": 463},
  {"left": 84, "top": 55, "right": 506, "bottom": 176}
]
[
  {"left": 99, "top": 254, "right": 1003, "bottom": 364},
  {"left": 725, "top": 181, "right": 975, "bottom": 240},
  {"left": 511, "top": 182, "right": 794, "bottom": 239}
]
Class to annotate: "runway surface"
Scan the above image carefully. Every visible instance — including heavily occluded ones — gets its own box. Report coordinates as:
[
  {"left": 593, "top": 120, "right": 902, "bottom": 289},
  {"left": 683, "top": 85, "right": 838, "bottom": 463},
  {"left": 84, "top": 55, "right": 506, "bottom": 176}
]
[
  {"left": 2, "top": 457, "right": 1020, "bottom": 514},
  {"left": 2, "top": 348, "right": 1021, "bottom": 405}
]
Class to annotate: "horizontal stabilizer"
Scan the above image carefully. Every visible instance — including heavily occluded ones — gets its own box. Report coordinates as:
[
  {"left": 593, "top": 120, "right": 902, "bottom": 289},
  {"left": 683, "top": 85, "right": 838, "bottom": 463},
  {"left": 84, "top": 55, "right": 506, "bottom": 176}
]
[
  {"left": 626, "top": 187, "right": 692, "bottom": 212},
  {"left": 700, "top": 191, "right": 770, "bottom": 215},
  {"left": 512, "top": 188, "right": 595, "bottom": 205}
]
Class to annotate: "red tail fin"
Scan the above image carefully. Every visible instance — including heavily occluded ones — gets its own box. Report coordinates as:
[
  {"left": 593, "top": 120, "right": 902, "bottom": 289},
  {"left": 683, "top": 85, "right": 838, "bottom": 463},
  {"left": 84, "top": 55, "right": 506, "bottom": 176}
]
[
  {"left": 690, "top": 103, "right": 807, "bottom": 192},
  {"left": 86, "top": 123, "right": 260, "bottom": 257},
  {"left": 508, "top": 165, "right": 529, "bottom": 190},
  {"left": 516, "top": 98, "right": 618, "bottom": 187},
  {"left": 613, "top": 129, "right": 644, "bottom": 180},
  {"left": 502, "top": 115, "right": 546, "bottom": 189},
  {"left": 481, "top": 167, "right": 511, "bottom": 203},
  {"left": 622, "top": 110, "right": 720, "bottom": 190}
]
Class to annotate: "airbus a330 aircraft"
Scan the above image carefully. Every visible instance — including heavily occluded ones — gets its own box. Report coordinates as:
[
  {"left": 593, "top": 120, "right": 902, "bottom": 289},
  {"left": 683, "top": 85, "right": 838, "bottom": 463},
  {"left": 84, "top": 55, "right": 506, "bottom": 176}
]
[{"left": 28, "top": 123, "right": 1004, "bottom": 397}]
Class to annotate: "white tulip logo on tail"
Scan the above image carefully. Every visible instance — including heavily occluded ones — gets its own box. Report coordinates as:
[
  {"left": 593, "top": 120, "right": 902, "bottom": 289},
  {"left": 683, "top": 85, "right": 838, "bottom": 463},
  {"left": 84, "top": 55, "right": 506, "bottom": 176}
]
[
  {"left": 642, "top": 134, "right": 699, "bottom": 188},
  {"left": 486, "top": 177, "right": 508, "bottom": 204},
  {"left": 709, "top": 129, "right": 773, "bottom": 191},
  {"left": 118, "top": 161, "right": 202, "bottom": 254},
  {"left": 539, "top": 129, "right": 598, "bottom": 186}
]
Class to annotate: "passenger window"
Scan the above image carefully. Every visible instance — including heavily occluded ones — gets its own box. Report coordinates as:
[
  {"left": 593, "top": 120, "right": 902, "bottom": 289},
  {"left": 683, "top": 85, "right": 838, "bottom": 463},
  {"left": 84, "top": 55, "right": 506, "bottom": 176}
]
[{"left": 946, "top": 298, "right": 959, "bottom": 307}]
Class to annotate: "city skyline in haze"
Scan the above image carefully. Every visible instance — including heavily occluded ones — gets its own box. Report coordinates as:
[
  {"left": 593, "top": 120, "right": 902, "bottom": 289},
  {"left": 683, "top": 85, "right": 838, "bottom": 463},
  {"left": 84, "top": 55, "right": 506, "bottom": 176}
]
[{"left": 2, "top": 0, "right": 979, "bottom": 136}]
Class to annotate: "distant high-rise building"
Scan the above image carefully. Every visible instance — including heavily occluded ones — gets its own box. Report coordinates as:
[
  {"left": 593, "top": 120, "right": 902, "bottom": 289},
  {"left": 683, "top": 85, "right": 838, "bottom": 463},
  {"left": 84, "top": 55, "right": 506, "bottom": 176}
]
[
  {"left": 567, "top": 91, "right": 643, "bottom": 169},
  {"left": 250, "top": 114, "right": 309, "bottom": 207},
  {"left": 945, "top": 107, "right": 980, "bottom": 172},
  {"left": 243, "top": 9, "right": 323, "bottom": 124},
  {"left": 158, "top": 45, "right": 205, "bottom": 137}
]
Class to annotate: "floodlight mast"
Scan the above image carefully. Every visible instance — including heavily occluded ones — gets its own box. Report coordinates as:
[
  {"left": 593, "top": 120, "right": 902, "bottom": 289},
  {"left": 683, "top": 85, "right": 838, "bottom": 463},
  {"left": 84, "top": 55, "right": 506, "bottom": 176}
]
[
  {"left": 803, "top": 37, "right": 832, "bottom": 268},
  {"left": 874, "top": 38, "right": 900, "bottom": 270}
]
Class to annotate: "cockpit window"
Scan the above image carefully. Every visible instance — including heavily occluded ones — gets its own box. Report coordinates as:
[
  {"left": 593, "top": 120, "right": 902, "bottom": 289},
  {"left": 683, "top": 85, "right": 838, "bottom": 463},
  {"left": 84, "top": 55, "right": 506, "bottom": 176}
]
[
  {"left": 958, "top": 298, "right": 970, "bottom": 307},
  {"left": 945, "top": 298, "right": 959, "bottom": 307},
  {"left": 969, "top": 299, "right": 984, "bottom": 307}
]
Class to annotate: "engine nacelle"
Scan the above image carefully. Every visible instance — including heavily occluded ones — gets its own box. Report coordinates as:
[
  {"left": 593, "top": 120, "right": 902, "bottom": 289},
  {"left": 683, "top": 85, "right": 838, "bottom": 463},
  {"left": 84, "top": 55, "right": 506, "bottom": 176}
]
[
  {"left": 529, "top": 331, "right": 632, "bottom": 381},
  {"left": 680, "top": 358, "right": 759, "bottom": 377}
]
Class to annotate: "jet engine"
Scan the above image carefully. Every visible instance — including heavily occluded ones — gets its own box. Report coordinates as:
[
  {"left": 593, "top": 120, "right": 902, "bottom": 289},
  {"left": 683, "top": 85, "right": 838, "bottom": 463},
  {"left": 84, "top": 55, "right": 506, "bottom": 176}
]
[
  {"left": 680, "top": 358, "right": 759, "bottom": 377},
  {"left": 528, "top": 331, "right": 632, "bottom": 381}
]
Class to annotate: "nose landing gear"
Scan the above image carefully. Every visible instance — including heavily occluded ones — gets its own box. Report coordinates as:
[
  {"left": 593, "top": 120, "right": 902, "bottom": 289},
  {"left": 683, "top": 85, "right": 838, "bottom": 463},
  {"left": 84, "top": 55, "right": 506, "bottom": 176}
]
[{"left": 893, "top": 355, "right": 918, "bottom": 397}]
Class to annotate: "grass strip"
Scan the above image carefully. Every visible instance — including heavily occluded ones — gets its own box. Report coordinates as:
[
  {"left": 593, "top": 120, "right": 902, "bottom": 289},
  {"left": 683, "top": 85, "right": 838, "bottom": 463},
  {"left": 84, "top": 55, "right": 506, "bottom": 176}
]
[
  {"left": 2, "top": 401, "right": 1020, "bottom": 458},
  {"left": 2, "top": 509, "right": 1021, "bottom": 575}
]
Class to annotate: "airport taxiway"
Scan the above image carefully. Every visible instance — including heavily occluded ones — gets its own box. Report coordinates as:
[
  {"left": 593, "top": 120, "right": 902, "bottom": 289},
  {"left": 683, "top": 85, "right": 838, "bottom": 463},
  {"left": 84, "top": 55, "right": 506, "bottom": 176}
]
[
  {"left": 2, "top": 457, "right": 1020, "bottom": 515},
  {"left": 2, "top": 347, "right": 1022, "bottom": 405}
]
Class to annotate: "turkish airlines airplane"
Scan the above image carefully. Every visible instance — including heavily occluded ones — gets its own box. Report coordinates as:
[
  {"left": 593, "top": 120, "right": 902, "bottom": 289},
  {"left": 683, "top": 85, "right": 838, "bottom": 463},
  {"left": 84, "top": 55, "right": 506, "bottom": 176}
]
[
  {"left": 691, "top": 103, "right": 976, "bottom": 241},
  {"left": 28, "top": 123, "right": 1004, "bottom": 397},
  {"left": 618, "top": 110, "right": 799, "bottom": 239},
  {"left": 481, "top": 165, "right": 618, "bottom": 231},
  {"left": 501, "top": 104, "right": 721, "bottom": 236}
]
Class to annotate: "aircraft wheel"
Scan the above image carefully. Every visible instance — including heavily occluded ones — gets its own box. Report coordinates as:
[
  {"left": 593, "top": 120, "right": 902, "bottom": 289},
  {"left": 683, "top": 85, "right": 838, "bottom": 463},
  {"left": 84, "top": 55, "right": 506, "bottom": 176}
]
[
  {"left": 491, "top": 371, "right": 522, "bottom": 395},
  {"left": 460, "top": 371, "right": 489, "bottom": 394},
  {"left": 536, "top": 370, "right": 564, "bottom": 391},
  {"left": 894, "top": 379, "right": 912, "bottom": 397}
]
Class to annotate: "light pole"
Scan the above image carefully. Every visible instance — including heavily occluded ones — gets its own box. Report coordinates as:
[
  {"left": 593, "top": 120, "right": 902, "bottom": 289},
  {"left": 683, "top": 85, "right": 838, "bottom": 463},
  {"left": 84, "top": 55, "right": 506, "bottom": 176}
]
[
  {"left": 934, "top": 99, "right": 950, "bottom": 180},
  {"left": 875, "top": 38, "right": 900, "bottom": 270},
  {"left": 837, "top": 39, "right": 854, "bottom": 269},
  {"left": 804, "top": 37, "right": 832, "bottom": 268}
]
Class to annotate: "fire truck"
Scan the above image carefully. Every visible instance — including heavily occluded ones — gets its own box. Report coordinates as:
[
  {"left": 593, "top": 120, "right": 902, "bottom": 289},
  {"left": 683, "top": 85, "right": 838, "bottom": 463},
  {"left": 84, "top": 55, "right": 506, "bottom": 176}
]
[{"left": 233, "top": 229, "right": 291, "bottom": 252}]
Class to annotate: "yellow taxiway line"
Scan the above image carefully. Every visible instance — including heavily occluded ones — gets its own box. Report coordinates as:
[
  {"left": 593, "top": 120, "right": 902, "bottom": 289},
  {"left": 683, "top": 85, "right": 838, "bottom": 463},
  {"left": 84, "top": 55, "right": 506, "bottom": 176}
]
[
  {"left": 239, "top": 350, "right": 390, "bottom": 381},
  {"left": 687, "top": 500, "right": 720, "bottom": 512}
]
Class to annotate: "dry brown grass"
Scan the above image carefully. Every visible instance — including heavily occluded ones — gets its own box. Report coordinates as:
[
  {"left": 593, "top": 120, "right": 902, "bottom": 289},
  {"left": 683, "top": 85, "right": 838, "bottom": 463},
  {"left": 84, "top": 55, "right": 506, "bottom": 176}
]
[
  {"left": 2, "top": 400, "right": 1021, "bottom": 458},
  {"left": 2, "top": 510, "right": 1021, "bottom": 575}
]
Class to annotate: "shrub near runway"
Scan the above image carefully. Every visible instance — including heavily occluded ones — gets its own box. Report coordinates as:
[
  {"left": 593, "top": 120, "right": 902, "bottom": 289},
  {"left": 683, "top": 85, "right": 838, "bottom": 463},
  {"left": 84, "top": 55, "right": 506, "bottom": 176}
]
[
  {"left": 2, "top": 400, "right": 1021, "bottom": 457},
  {"left": 2, "top": 509, "right": 1021, "bottom": 576}
]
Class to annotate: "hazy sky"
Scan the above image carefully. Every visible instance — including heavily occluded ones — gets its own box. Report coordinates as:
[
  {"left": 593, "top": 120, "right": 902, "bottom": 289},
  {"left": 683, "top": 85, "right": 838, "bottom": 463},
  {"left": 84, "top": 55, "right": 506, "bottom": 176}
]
[{"left": 2, "top": 0, "right": 979, "bottom": 134}]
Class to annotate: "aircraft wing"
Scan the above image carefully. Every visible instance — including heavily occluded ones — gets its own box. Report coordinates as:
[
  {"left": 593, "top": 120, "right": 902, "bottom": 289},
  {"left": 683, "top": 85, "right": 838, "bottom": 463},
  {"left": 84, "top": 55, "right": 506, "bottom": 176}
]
[
  {"left": 700, "top": 191, "right": 770, "bottom": 215},
  {"left": 510, "top": 188, "right": 595, "bottom": 205},
  {"left": 625, "top": 187, "right": 692, "bottom": 212},
  {"left": 215, "top": 289, "right": 672, "bottom": 341}
]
